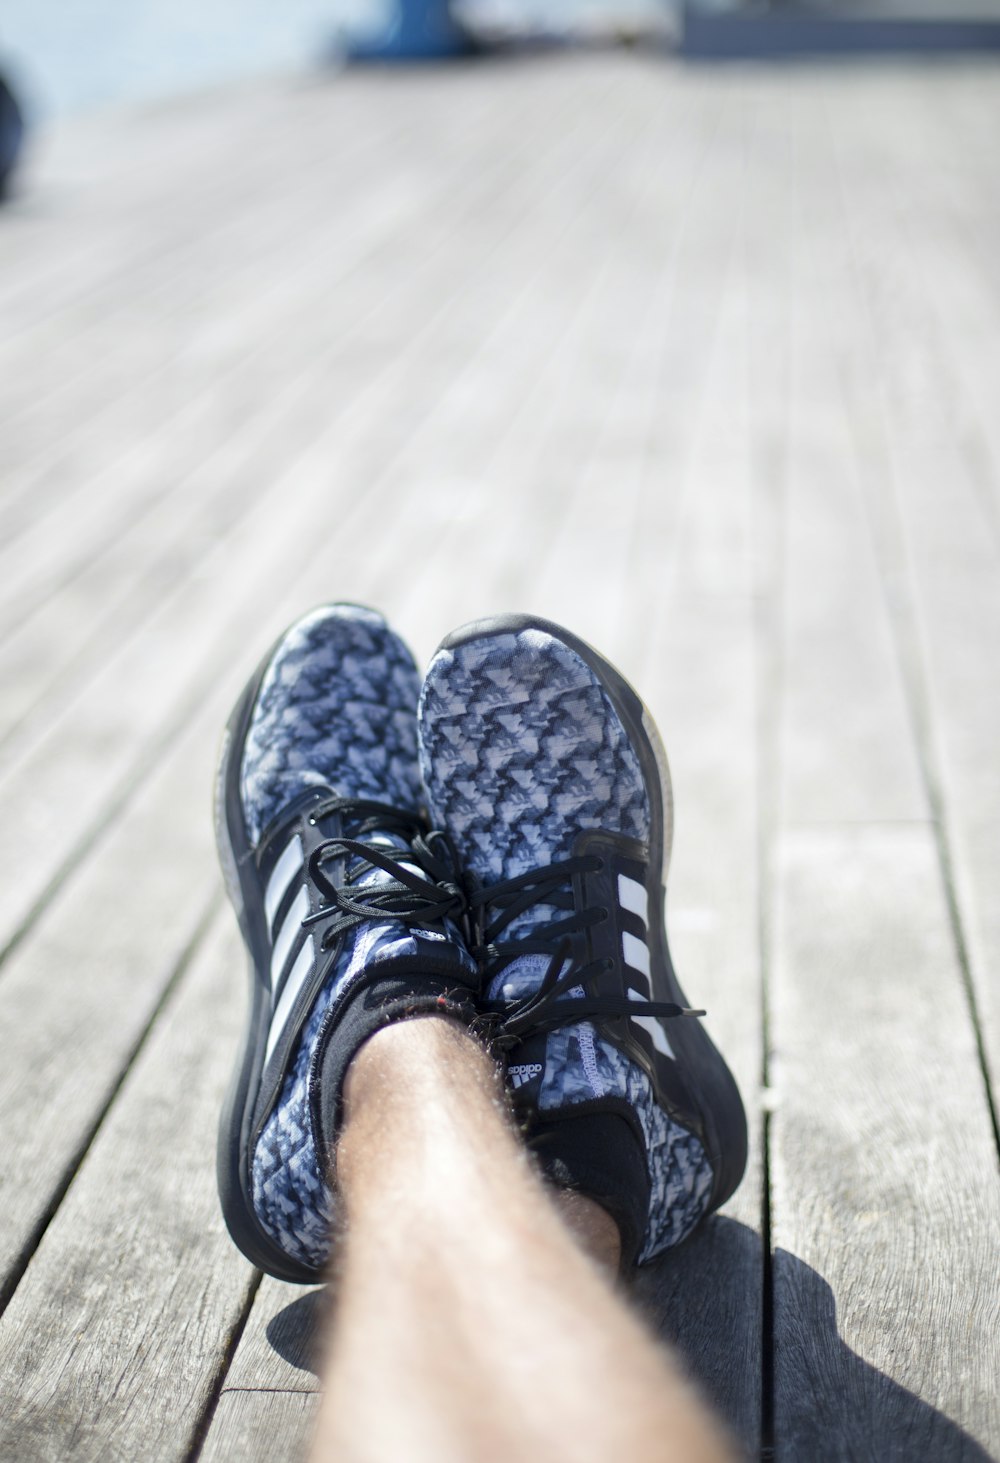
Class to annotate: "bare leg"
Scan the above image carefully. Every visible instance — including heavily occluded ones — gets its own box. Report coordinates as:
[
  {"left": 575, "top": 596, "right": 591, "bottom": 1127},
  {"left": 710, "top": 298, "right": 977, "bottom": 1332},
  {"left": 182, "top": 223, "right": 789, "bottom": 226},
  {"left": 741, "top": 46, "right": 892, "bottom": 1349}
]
[{"left": 312, "top": 1018, "right": 737, "bottom": 1463}]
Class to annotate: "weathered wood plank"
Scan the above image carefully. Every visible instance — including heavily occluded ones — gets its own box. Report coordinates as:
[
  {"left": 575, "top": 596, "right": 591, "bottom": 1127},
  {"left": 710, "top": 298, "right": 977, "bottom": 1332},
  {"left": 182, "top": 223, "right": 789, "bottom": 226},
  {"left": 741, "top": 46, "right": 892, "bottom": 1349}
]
[
  {"left": 767, "top": 81, "right": 1000, "bottom": 1458},
  {"left": 883, "top": 442, "right": 1000, "bottom": 1121},
  {"left": 200, "top": 1389, "right": 319, "bottom": 1463},
  {"left": 777, "top": 436, "right": 928, "bottom": 825},
  {"left": 196, "top": 87, "right": 670, "bottom": 1457},
  {"left": 528, "top": 86, "right": 747, "bottom": 660},
  {"left": 629, "top": 94, "right": 764, "bottom": 1452},
  {"left": 0, "top": 915, "right": 258, "bottom": 1463},
  {"left": 397, "top": 68, "right": 728, "bottom": 657},
  {"left": 0, "top": 70, "right": 501, "bottom": 358},
  {"left": 219, "top": 1279, "right": 326, "bottom": 1393},
  {"left": 0, "top": 712, "right": 218, "bottom": 1299},
  {"left": 0, "top": 77, "right": 589, "bottom": 751},
  {"left": 824, "top": 77, "right": 1000, "bottom": 1107},
  {"left": 0, "top": 73, "right": 632, "bottom": 964},
  {"left": 198, "top": 1275, "right": 325, "bottom": 1463},
  {"left": 828, "top": 66, "right": 1000, "bottom": 501},
  {"left": 0, "top": 76, "right": 513, "bottom": 468},
  {"left": 1, "top": 53, "right": 999, "bottom": 1463},
  {"left": 770, "top": 828, "right": 1000, "bottom": 1460},
  {"left": 0, "top": 70, "right": 590, "bottom": 625}
]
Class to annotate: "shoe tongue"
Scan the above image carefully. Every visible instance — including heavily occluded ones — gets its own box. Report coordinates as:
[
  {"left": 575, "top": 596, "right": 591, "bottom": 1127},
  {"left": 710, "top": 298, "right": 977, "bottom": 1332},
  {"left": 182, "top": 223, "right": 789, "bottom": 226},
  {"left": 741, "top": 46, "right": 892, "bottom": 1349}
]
[
  {"left": 341, "top": 833, "right": 474, "bottom": 980},
  {"left": 353, "top": 923, "right": 472, "bottom": 976},
  {"left": 488, "top": 950, "right": 585, "bottom": 1106},
  {"left": 487, "top": 951, "right": 583, "bottom": 1012},
  {"left": 500, "top": 897, "right": 562, "bottom": 947},
  {"left": 486, "top": 953, "right": 550, "bottom": 1004}
]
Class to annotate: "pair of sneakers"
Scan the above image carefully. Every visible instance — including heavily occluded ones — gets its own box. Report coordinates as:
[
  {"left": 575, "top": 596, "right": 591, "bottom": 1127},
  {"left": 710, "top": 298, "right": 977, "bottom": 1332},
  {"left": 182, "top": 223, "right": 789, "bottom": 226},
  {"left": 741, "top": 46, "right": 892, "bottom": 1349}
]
[{"left": 215, "top": 605, "right": 746, "bottom": 1280}]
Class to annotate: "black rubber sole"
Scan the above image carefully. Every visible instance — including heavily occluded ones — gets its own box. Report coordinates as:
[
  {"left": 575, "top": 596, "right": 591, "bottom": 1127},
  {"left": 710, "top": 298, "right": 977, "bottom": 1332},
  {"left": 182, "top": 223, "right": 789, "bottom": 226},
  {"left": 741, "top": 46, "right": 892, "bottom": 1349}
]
[{"left": 438, "top": 612, "right": 748, "bottom": 1218}]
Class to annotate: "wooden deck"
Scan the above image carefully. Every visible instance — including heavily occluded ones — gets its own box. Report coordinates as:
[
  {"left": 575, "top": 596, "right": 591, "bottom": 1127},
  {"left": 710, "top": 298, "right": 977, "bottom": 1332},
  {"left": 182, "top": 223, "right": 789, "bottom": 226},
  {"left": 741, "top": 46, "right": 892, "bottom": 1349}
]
[{"left": 0, "top": 51, "right": 998, "bottom": 1462}]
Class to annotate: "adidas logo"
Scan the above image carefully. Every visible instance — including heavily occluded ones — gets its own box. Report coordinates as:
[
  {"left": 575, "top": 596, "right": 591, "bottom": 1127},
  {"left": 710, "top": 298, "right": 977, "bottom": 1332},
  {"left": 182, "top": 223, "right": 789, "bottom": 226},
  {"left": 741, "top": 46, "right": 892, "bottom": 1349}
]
[{"left": 508, "top": 1062, "right": 542, "bottom": 1090}]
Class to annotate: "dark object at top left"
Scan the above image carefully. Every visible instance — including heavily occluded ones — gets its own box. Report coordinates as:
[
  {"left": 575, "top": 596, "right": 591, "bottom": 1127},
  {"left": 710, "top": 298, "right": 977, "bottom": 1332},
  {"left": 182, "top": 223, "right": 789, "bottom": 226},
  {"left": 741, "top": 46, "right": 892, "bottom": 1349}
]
[{"left": 0, "top": 72, "right": 24, "bottom": 197}]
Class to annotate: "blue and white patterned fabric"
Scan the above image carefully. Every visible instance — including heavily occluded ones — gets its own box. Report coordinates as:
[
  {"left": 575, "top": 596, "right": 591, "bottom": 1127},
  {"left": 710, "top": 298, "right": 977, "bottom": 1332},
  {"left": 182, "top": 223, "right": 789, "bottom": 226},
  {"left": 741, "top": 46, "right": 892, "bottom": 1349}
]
[
  {"left": 541, "top": 1029, "right": 714, "bottom": 1260},
  {"left": 240, "top": 606, "right": 429, "bottom": 1268},
  {"left": 252, "top": 847, "right": 429, "bottom": 1270},
  {"left": 418, "top": 628, "right": 647, "bottom": 885},
  {"left": 419, "top": 626, "right": 714, "bottom": 1261},
  {"left": 241, "top": 604, "right": 423, "bottom": 843}
]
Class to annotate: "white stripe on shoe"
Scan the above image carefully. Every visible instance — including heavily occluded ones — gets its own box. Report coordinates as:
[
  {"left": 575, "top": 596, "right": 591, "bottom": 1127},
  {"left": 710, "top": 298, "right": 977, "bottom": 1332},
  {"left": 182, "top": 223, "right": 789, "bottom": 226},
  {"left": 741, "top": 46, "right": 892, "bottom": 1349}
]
[
  {"left": 617, "top": 873, "right": 648, "bottom": 921},
  {"left": 265, "top": 835, "right": 304, "bottom": 930},
  {"left": 628, "top": 992, "right": 676, "bottom": 1061},
  {"left": 618, "top": 878, "right": 674, "bottom": 1058},
  {"left": 623, "top": 931, "right": 651, "bottom": 978},
  {"left": 271, "top": 886, "right": 309, "bottom": 990},
  {"left": 265, "top": 937, "right": 316, "bottom": 1064}
]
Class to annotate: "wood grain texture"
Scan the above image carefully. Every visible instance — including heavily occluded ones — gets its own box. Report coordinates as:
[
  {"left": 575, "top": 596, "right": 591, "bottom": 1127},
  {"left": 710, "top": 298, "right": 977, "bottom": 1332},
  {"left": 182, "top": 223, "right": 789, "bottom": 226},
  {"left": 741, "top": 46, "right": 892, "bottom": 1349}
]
[
  {"left": 0, "top": 916, "right": 257, "bottom": 1463},
  {"left": 885, "top": 441, "right": 1000, "bottom": 1104},
  {"left": 0, "top": 76, "right": 563, "bottom": 625},
  {"left": 778, "top": 438, "right": 929, "bottom": 825},
  {"left": 825, "top": 85, "right": 1000, "bottom": 1110},
  {"left": 197, "top": 1280, "right": 325, "bottom": 1463},
  {"left": 0, "top": 52, "right": 997, "bottom": 1463},
  {"left": 0, "top": 81, "right": 607, "bottom": 960},
  {"left": 630, "top": 94, "right": 765, "bottom": 1450},
  {"left": 767, "top": 79, "right": 1000, "bottom": 1458},
  {"left": 0, "top": 704, "right": 220, "bottom": 1298},
  {"left": 199, "top": 1389, "right": 319, "bottom": 1463},
  {"left": 769, "top": 828, "right": 1000, "bottom": 1460},
  {"left": 221, "top": 1278, "right": 326, "bottom": 1393}
]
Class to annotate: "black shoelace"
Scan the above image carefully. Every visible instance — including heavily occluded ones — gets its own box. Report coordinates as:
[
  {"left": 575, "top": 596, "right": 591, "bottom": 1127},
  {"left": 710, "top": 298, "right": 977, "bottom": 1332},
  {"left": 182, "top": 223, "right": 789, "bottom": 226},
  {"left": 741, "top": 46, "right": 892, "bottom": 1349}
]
[
  {"left": 300, "top": 796, "right": 467, "bottom": 952},
  {"left": 471, "top": 855, "right": 704, "bottom": 1048}
]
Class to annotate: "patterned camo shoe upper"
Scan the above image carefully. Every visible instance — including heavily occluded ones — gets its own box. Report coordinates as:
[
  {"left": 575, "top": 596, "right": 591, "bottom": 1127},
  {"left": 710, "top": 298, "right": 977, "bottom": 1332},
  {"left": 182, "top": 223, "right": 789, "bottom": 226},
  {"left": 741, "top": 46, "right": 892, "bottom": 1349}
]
[
  {"left": 239, "top": 606, "right": 474, "bottom": 1273},
  {"left": 419, "top": 625, "right": 714, "bottom": 1262},
  {"left": 241, "top": 604, "right": 423, "bottom": 841},
  {"left": 417, "top": 627, "right": 647, "bottom": 888}
]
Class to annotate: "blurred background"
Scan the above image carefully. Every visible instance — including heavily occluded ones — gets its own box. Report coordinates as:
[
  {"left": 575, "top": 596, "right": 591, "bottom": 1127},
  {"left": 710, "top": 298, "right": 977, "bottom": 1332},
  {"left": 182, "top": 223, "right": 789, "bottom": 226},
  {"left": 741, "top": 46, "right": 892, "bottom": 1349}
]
[
  {"left": 6, "top": 0, "right": 1000, "bottom": 122},
  {"left": 1, "top": 4, "right": 999, "bottom": 1462},
  {"left": 3, "top": 0, "right": 665, "bottom": 122}
]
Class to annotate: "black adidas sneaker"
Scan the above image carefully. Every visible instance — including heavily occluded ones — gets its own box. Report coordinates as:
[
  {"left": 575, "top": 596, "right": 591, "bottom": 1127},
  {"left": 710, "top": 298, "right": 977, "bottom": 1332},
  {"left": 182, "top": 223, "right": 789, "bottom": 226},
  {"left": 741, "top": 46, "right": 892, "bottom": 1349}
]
[
  {"left": 215, "top": 604, "right": 478, "bottom": 1282},
  {"left": 418, "top": 613, "right": 747, "bottom": 1267}
]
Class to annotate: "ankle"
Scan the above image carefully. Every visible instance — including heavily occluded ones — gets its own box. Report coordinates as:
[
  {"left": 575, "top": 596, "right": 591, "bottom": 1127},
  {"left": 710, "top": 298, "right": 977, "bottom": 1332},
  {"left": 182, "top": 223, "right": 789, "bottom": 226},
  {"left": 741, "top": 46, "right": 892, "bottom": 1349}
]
[
  {"left": 552, "top": 1190, "right": 623, "bottom": 1274},
  {"left": 337, "top": 1017, "right": 501, "bottom": 1178},
  {"left": 346, "top": 1015, "right": 492, "bottom": 1101}
]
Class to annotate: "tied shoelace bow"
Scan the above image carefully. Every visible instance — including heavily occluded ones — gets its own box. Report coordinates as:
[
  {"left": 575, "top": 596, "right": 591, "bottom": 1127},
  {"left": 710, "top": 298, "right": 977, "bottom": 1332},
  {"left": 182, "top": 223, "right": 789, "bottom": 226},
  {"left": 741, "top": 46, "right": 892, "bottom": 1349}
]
[
  {"left": 300, "top": 796, "right": 468, "bottom": 951},
  {"left": 471, "top": 854, "right": 704, "bottom": 1049}
]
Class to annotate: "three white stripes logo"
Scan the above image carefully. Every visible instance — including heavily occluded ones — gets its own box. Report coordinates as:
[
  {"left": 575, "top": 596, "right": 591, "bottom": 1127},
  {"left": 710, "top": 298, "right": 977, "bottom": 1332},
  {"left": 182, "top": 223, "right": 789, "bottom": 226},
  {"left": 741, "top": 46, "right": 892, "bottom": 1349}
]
[
  {"left": 617, "top": 873, "right": 675, "bottom": 1061},
  {"left": 263, "top": 835, "right": 317, "bottom": 1064},
  {"left": 258, "top": 841, "right": 674, "bottom": 1067}
]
